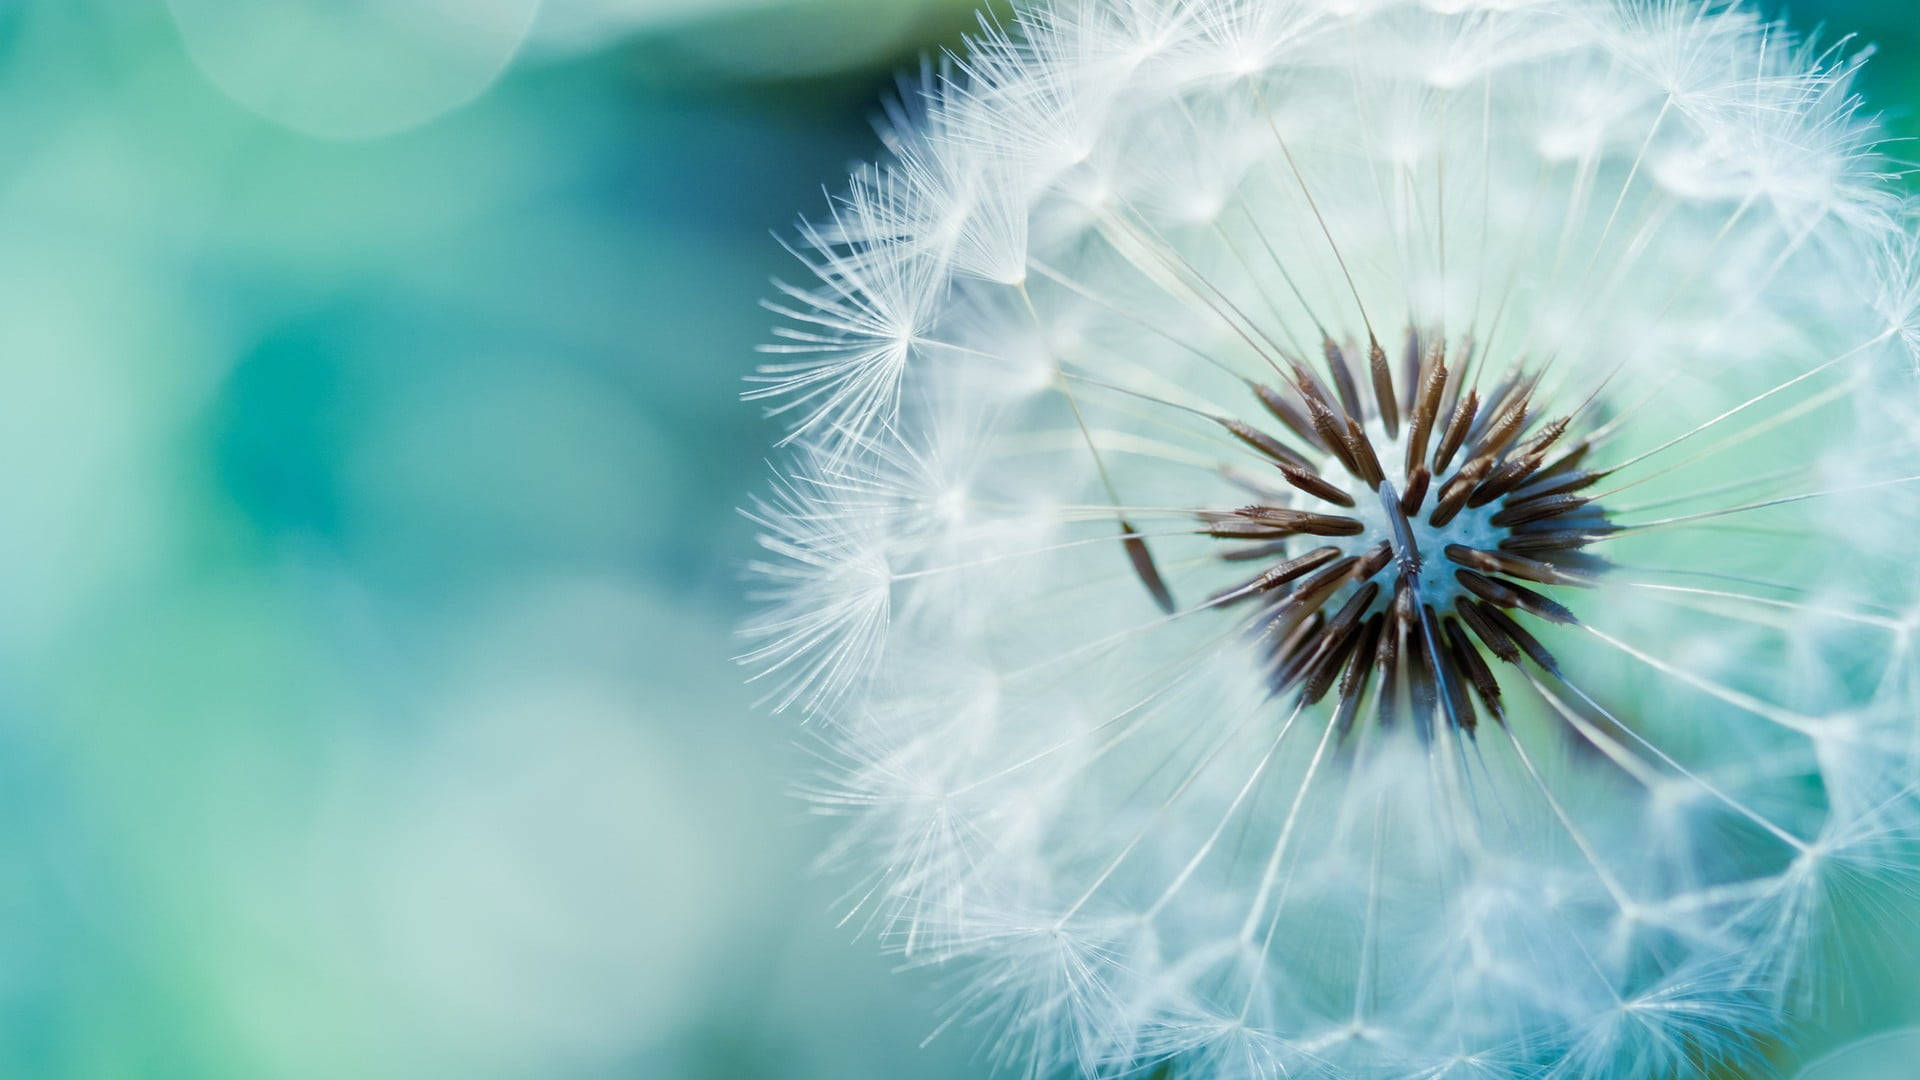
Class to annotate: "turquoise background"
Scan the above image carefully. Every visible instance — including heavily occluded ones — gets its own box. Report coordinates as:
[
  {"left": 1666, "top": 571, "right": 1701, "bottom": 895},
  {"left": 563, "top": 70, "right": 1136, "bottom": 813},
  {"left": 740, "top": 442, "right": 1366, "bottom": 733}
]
[{"left": 0, "top": 2, "right": 1910, "bottom": 1076}]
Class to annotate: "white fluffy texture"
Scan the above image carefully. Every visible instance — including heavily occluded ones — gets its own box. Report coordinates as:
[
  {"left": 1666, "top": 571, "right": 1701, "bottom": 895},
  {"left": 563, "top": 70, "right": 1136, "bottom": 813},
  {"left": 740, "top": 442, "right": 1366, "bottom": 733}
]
[{"left": 746, "top": 1, "right": 1920, "bottom": 1076}]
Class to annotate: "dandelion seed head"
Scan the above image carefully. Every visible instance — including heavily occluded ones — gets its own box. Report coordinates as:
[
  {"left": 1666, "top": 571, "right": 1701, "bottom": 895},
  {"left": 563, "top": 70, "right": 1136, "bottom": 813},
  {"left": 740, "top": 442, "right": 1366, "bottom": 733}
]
[{"left": 745, "top": 0, "right": 1920, "bottom": 1075}]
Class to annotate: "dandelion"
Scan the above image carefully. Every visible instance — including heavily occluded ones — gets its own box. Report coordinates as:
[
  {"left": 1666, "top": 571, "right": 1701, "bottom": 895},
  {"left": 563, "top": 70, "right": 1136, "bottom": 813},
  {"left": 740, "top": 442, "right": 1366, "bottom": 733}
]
[{"left": 744, "top": 1, "right": 1920, "bottom": 1076}]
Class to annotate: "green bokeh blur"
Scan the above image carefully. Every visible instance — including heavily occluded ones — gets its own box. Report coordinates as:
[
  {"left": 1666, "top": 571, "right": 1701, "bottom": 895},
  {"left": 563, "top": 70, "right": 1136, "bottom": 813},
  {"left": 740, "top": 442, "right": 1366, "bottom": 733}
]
[{"left": 0, "top": 1, "right": 1910, "bottom": 1077}]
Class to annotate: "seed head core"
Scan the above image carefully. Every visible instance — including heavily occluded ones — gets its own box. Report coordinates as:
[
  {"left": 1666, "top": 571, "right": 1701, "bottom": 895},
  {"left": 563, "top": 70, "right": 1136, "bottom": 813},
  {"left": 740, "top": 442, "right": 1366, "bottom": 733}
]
[{"left": 1184, "top": 327, "right": 1615, "bottom": 734}]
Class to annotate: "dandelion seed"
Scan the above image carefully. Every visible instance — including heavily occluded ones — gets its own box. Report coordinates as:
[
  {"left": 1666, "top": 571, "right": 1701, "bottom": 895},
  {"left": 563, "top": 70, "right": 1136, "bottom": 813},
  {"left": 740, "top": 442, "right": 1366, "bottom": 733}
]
[{"left": 744, "top": 1, "right": 1920, "bottom": 1076}]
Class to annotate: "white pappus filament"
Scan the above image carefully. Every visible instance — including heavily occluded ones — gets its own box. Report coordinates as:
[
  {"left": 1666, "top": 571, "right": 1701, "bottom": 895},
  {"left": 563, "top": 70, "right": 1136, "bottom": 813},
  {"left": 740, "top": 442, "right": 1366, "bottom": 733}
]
[{"left": 742, "top": 1, "right": 1920, "bottom": 1077}]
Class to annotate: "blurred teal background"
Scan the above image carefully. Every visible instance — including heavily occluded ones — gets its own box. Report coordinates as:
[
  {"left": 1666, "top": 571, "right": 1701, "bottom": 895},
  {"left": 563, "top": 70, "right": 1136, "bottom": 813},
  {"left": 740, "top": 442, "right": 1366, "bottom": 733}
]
[{"left": 0, "top": 1, "right": 1910, "bottom": 1077}]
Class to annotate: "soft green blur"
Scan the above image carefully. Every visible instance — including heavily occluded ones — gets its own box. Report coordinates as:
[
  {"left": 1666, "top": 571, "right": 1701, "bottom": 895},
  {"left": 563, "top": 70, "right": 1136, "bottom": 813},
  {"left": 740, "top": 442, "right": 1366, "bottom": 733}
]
[{"left": 0, "top": 1, "right": 1909, "bottom": 1077}]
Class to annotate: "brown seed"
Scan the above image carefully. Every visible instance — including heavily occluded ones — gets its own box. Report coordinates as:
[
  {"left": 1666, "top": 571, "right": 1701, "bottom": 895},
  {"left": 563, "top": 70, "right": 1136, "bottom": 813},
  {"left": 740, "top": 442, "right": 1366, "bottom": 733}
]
[
  {"left": 1439, "top": 337, "right": 1477, "bottom": 424},
  {"left": 1206, "top": 515, "right": 1359, "bottom": 540},
  {"left": 1300, "top": 623, "right": 1361, "bottom": 704},
  {"left": 1489, "top": 492, "right": 1593, "bottom": 528},
  {"left": 1334, "top": 615, "right": 1385, "bottom": 738},
  {"left": 1508, "top": 415, "right": 1573, "bottom": 462},
  {"left": 1399, "top": 327, "right": 1422, "bottom": 417},
  {"left": 1469, "top": 416, "right": 1571, "bottom": 506},
  {"left": 1344, "top": 415, "right": 1386, "bottom": 487},
  {"left": 1323, "top": 336, "right": 1365, "bottom": 421},
  {"left": 1404, "top": 354, "right": 1449, "bottom": 474},
  {"left": 1469, "top": 407, "right": 1529, "bottom": 467},
  {"left": 1432, "top": 388, "right": 1479, "bottom": 475},
  {"left": 1430, "top": 606, "right": 1478, "bottom": 731},
  {"left": 1527, "top": 439, "right": 1593, "bottom": 483},
  {"left": 1354, "top": 539, "right": 1395, "bottom": 581},
  {"left": 1507, "top": 465, "right": 1600, "bottom": 504},
  {"left": 1467, "top": 379, "right": 1535, "bottom": 462},
  {"left": 1206, "top": 520, "right": 1298, "bottom": 540},
  {"left": 1219, "top": 540, "right": 1293, "bottom": 562},
  {"left": 1207, "top": 545, "right": 1343, "bottom": 606},
  {"left": 1298, "top": 379, "right": 1364, "bottom": 478},
  {"left": 1250, "top": 382, "right": 1327, "bottom": 452},
  {"left": 1235, "top": 506, "right": 1368, "bottom": 536},
  {"left": 1498, "top": 527, "right": 1611, "bottom": 554},
  {"left": 1443, "top": 544, "right": 1579, "bottom": 587},
  {"left": 1404, "top": 610, "right": 1440, "bottom": 727},
  {"left": 1444, "top": 616, "right": 1504, "bottom": 722},
  {"left": 1469, "top": 601, "right": 1562, "bottom": 674},
  {"left": 1263, "top": 557, "right": 1363, "bottom": 642},
  {"left": 1454, "top": 569, "right": 1578, "bottom": 625},
  {"left": 1219, "top": 416, "right": 1311, "bottom": 470},
  {"left": 1121, "top": 520, "right": 1175, "bottom": 613},
  {"left": 1428, "top": 457, "right": 1491, "bottom": 528},
  {"left": 1379, "top": 584, "right": 1409, "bottom": 672},
  {"left": 1469, "top": 370, "right": 1523, "bottom": 440},
  {"left": 1267, "top": 611, "right": 1328, "bottom": 683},
  {"left": 1400, "top": 465, "right": 1431, "bottom": 517},
  {"left": 1457, "top": 600, "right": 1521, "bottom": 664},
  {"left": 1290, "top": 555, "right": 1365, "bottom": 605},
  {"left": 1466, "top": 451, "right": 1546, "bottom": 508},
  {"left": 1299, "top": 582, "right": 1380, "bottom": 703},
  {"left": 1370, "top": 337, "right": 1400, "bottom": 437},
  {"left": 1276, "top": 460, "right": 1357, "bottom": 507}
]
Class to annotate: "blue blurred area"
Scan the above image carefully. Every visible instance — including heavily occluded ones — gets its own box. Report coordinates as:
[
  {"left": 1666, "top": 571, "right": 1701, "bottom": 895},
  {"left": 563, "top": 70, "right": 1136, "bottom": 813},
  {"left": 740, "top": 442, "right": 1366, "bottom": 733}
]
[
  {"left": 0, "top": 0, "right": 1909, "bottom": 1076},
  {"left": 0, "top": 0, "right": 993, "bottom": 1075}
]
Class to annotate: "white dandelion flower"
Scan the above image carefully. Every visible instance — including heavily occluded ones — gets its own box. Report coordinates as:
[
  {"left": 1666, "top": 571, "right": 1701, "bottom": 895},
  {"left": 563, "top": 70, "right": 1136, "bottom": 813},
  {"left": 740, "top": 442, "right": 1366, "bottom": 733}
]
[{"left": 744, "top": 1, "right": 1920, "bottom": 1076}]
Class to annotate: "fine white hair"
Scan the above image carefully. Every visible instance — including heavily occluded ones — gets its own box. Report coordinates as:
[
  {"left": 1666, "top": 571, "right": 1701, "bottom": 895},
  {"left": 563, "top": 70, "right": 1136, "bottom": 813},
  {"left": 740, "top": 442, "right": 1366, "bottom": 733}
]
[{"left": 744, "top": 1, "right": 1920, "bottom": 1076}]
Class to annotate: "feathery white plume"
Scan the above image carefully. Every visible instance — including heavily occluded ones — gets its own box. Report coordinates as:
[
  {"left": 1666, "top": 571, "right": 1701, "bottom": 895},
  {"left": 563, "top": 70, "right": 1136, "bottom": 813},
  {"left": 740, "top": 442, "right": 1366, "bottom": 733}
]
[{"left": 745, "top": 1, "right": 1920, "bottom": 1075}]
